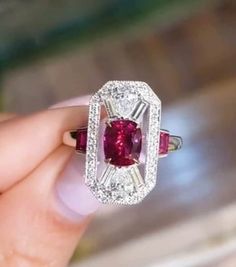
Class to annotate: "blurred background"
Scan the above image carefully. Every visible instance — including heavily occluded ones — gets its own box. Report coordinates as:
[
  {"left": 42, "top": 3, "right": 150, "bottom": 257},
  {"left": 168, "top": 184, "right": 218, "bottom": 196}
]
[{"left": 0, "top": 0, "right": 236, "bottom": 266}]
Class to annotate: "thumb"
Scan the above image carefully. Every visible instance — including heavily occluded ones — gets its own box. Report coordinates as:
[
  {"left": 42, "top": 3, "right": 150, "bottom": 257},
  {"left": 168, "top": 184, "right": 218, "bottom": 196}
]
[{"left": 0, "top": 146, "right": 100, "bottom": 267}]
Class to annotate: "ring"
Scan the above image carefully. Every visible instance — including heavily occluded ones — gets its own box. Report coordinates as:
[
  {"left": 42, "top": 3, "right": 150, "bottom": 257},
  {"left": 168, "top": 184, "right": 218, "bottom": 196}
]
[{"left": 63, "top": 81, "right": 182, "bottom": 205}]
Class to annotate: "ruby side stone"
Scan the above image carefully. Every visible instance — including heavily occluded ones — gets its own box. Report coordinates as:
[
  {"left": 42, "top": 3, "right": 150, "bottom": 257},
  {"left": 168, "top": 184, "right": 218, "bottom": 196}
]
[
  {"left": 76, "top": 128, "right": 87, "bottom": 153},
  {"left": 104, "top": 120, "right": 142, "bottom": 167},
  {"left": 159, "top": 131, "right": 170, "bottom": 155}
]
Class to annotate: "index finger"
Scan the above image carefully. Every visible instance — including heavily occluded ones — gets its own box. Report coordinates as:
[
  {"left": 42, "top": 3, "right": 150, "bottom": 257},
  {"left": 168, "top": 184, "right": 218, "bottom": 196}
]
[{"left": 0, "top": 105, "right": 88, "bottom": 192}]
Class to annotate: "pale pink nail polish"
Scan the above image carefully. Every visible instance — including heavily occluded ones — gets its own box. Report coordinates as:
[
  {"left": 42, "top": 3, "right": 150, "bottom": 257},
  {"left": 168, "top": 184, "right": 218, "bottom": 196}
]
[{"left": 55, "top": 154, "right": 100, "bottom": 221}]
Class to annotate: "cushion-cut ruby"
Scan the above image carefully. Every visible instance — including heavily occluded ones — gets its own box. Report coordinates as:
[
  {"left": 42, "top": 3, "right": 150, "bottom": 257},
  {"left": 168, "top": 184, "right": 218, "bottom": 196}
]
[
  {"left": 159, "top": 131, "right": 170, "bottom": 155},
  {"left": 104, "top": 119, "right": 142, "bottom": 167}
]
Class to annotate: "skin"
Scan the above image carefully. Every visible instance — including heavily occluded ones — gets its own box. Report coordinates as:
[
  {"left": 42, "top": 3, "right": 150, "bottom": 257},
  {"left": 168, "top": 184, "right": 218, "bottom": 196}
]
[{"left": 0, "top": 106, "right": 92, "bottom": 267}]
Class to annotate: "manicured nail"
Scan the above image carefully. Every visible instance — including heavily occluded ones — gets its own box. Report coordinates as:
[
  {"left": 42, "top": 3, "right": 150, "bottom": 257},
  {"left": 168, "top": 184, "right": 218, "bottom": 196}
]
[{"left": 55, "top": 153, "right": 100, "bottom": 221}]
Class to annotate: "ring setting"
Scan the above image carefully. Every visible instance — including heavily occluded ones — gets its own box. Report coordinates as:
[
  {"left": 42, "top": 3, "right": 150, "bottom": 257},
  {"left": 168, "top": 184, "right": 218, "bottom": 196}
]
[{"left": 63, "top": 81, "right": 182, "bottom": 205}]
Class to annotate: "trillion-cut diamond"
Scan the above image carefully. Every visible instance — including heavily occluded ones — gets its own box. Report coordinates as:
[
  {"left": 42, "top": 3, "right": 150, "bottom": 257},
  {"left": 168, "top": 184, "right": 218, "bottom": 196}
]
[{"left": 114, "top": 92, "right": 139, "bottom": 117}]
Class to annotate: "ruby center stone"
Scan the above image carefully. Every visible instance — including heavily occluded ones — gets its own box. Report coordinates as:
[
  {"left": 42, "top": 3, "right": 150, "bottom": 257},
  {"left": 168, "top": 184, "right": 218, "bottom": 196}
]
[{"left": 104, "top": 119, "right": 142, "bottom": 167}]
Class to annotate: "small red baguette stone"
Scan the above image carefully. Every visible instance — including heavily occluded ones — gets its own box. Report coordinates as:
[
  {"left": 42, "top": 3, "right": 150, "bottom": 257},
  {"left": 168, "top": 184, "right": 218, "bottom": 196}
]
[
  {"left": 76, "top": 128, "right": 87, "bottom": 152},
  {"left": 159, "top": 131, "right": 170, "bottom": 155}
]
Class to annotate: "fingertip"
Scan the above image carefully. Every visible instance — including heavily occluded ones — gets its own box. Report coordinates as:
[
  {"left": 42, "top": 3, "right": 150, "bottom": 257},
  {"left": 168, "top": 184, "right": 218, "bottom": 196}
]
[
  {"left": 0, "top": 105, "right": 89, "bottom": 192},
  {"left": 54, "top": 154, "right": 100, "bottom": 223},
  {"left": 50, "top": 95, "right": 91, "bottom": 109}
]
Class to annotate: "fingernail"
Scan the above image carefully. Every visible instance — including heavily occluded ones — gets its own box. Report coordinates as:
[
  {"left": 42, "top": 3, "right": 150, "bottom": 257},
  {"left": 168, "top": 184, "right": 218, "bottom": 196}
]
[
  {"left": 50, "top": 95, "right": 91, "bottom": 109},
  {"left": 55, "top": 154, "right": 100, "bottom": 221}
]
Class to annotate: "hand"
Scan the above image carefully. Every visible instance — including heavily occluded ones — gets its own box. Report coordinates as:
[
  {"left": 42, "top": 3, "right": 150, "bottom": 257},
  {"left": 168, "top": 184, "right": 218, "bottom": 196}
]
[{"left": 0, "top": 96, "right": 100, "bottom": 267}]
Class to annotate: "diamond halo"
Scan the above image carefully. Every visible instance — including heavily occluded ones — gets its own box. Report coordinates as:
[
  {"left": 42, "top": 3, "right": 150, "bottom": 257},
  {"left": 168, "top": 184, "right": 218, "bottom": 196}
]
[{"left": 85, "top": 81, "right": 161, "bottom": 205}]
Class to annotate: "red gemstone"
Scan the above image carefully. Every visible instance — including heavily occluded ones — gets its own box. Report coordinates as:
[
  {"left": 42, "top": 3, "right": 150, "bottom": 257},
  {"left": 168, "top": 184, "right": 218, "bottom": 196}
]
[
  {"left": 76, "top": 128, "right": 87, "bottom": 153},
  {"left": 104, "top": 119, "right": 142, "bottom": 167},
  {"left": 159, "top": 131, "right": 170, "bottom": 155},
  {"left": 75, "top": 128, "right": 170, "bottom": 156}
]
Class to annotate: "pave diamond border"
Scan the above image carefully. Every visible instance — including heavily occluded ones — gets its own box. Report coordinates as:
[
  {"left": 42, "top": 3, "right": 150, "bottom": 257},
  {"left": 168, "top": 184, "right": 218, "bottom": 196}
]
[
  {"left": 85, "top": 81, "right": 161, "bottom": 205},
  {"left": 85, "top": 93, "right": 101, "bottom": 186}
]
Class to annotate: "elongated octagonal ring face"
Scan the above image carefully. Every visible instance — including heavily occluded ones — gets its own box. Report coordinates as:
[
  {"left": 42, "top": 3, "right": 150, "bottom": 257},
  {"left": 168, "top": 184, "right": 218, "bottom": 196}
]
[{"left": 85, "top": 81, "right": 161, "bottom": 204}]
